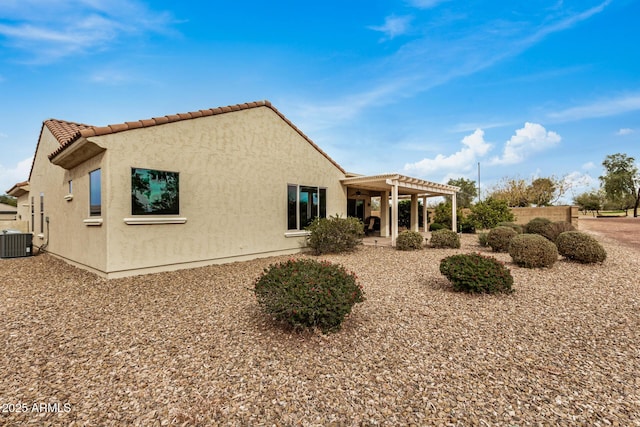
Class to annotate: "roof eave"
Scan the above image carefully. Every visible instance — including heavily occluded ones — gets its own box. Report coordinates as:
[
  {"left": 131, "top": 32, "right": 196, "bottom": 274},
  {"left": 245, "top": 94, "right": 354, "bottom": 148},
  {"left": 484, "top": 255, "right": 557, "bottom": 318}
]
[{"left": 49, "top": 137, "right": 106, "bottom": 170}]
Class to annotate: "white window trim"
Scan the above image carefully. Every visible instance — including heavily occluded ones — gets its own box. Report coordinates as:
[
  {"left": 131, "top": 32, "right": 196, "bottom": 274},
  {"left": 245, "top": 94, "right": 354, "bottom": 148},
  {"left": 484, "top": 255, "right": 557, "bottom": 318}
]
[
  {"left": 83, "top": 218, "right": 103, "bottom": 226},
  {"left": 124, "top": 217, "right": 187, "bottom": 225},
  {"left": 284, "top": 230, "right": 310, "bottom": 238}
]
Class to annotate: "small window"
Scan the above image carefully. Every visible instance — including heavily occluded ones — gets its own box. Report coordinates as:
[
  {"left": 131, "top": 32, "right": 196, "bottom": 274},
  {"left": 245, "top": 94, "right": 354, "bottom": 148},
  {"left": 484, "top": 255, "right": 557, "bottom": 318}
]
[
  {"left": 89, "top": 169, "right": 101, "bottom": 216},
  {"left": 30, "top": 196, "right": 34, "bottom": 232},
  {"left": 40, "top": 192, "right": 44, "bottom": 233},
  {"left": 68, "top": 180, "right": 73, "bottom": 194},
  {"left": 131, "top": 168, "right": 179, "bottom": 215}
]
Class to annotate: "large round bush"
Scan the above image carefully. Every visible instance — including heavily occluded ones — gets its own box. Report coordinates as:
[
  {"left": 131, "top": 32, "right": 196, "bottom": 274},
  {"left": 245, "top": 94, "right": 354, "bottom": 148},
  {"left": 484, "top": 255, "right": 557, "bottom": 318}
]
[
  {"left": 556, "top": 231, "right": 607, "bottom": 264},
  {"left": 429, "top": 229, "right": 461, "bottom": 248},
  {"left": 254, "top": 259, "right": 365, "bottom": 333},
  {"left": 540, "top": 221, "right": 576, "bottom": 243},
  {"left": 396, "top": 230, "right": 424, "bottom": 251},
  {"left": 497, "top": 222, "right": 524, "bottom": 234},
  {"left": 508, "top": 234, "right": 558, "bottom": 268},
  {"left": 487, "top": 226, "right": 517, "bottom": 252},
  {"left": 525, "top": 217, "right": 552, "bottom": 235},
  {"left": 440, "top": 253, "right": 513, "bottom": 294},
  {"left": 305, "top": 215, "right": 364, "bottom": 255}
]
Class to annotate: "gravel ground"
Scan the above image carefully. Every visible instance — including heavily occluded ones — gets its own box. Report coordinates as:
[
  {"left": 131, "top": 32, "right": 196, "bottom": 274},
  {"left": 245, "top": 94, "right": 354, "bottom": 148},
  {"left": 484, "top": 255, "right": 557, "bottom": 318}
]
[{"left": 1, "top": 233, "right": 639, "bottom": 426}]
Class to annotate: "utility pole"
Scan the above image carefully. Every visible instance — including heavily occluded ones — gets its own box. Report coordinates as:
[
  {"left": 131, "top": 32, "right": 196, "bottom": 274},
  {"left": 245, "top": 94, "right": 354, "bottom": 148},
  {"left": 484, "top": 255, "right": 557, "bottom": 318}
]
[{"left": 477, "top": 162, "right": 481, "bottom": 202}]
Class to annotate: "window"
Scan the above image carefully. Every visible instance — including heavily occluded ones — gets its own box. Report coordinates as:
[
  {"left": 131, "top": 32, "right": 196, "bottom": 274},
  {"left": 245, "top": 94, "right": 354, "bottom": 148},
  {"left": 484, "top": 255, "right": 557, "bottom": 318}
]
[
  {"left": 40, "top": 192, "right": 44, "bottom": 233},
  {"left": 68, "top": 180, "right": 73, "bottom": 194},
  {"left": 131, "top": 168, "right": 179, "bottom": 215},
  {"left": 287, "top": 184, "right": 327, "bottom": 230},
  {"left": 89, "top": 169, "right": 101, "bottom": 216}
]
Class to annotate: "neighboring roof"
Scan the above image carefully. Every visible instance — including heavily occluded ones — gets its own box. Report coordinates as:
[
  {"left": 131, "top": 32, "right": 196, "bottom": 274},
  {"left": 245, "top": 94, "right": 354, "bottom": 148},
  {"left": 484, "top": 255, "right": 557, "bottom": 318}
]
[
  {"left": 45, "top": 100, "right": 346, "bottom": 174},
  {"left": 341, "top": 173, "right": 459, "bottom": 196},
  {"left": 6, "top": 181, "right": 29, "bottom": 197},
  {"left": 0, "top": 202, "right": 17, "bottom": 213}
]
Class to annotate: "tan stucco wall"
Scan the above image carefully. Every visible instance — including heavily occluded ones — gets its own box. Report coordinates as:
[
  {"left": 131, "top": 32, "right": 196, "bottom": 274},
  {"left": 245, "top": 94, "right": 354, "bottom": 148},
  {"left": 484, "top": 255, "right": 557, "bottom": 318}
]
[
  {"left": 84, "top": 106, "right": 347, "bottom": 277},
  {"left": 0, "top": 221, "right": 28, "bottom": 232},
  {"left": 27, "top": 129, "right": 108, "bottom": 272}
]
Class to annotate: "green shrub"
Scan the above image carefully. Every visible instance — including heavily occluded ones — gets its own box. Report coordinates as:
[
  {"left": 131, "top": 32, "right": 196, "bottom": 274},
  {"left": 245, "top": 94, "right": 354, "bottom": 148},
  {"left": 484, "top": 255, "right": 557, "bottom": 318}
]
[
  {"left": 440, "top": 253, "right": 513, "bottom": 294},
  {"left": 487, "top": 226, "right": 517, "bottom": 252},
  {"left": 254, "top": 258, "right": 365, "bottom": 333},
  {"left": 429, "top": 229, "right": 461, "bottom": 248},
  {"left": 508, "top": 234, "right": 558, "bottom": 268},
  {"left": 467, "top": 198, "right": 515, "bottom": 230},
  {"left": 429, "top": 222, "right": 446, "bottom": 232},
  {"left": 540, "top": 221, "right": 576, "bottom": 243},
  {"left": 459, "top": 219, "right": 476, "bottom": 234},
  {"left": 306, "top": 215, "right": 364, "bottom": 255},
  {"left": 396, "top": 230, "right": 424, "bottom": 251},
  {"left": 497, "top": 222, "right": 524, "bottom": 234},
  {"left": 433, "top": 201, "right": 465, "bottom": 229},
  {"left": 556, "top": 231, "right": 607, "bottom": 264},
  {"left": 525, "top": 217, "right": 552, "bottom": 235},
  {"left": 478, "top": 232, "right": 489, "bottom": 247}
]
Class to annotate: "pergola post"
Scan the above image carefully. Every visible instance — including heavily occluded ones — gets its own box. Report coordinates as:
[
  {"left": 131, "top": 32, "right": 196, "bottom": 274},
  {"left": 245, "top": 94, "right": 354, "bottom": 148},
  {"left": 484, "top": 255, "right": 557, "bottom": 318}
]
[
  {"left": 380, "top": 191, "right": 389, "bottom": 237},
  {"left": 410, "top": 194, "right": 419, "bottom": 232},
  {"left": 451, "top": 193, "right": 457, "bottom": 232},
  {"left": 391, "top": 181, "right": 399, "bottom": 246},
  {"left": 422, "top": 196, "right": 428, "bottom": 231}
]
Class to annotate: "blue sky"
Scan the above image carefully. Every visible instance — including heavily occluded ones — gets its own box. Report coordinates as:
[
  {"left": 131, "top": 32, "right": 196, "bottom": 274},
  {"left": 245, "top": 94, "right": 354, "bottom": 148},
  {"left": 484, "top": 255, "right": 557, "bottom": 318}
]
[{"left": 1, "top": 0, "right": 639, "bottom": 203}]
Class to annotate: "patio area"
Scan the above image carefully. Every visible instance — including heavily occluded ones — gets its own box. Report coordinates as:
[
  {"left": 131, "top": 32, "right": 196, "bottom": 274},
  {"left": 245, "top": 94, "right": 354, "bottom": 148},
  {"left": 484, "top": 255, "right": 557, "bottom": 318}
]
[{"left": 362, "top": 230, "right": 431, "bottom": 247}]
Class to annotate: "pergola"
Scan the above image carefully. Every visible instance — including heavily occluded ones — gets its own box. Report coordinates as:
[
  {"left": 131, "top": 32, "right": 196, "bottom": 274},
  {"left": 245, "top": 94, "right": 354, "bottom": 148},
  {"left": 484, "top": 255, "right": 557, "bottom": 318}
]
[{"left": 341, "top": 173, "right": 460, "bottom": 246}]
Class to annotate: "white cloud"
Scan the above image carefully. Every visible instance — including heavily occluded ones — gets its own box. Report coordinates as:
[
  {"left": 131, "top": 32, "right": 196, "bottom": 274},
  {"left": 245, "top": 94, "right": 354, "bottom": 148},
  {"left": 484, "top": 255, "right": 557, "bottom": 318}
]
[
  {"left": 0, "top": 0, "right": 177, "bottom": 63},
  {"left": 490, "top": 123, "right": 561, "bottom": 165},
  {"left": 303, "top": 2, "right": 612, "bottom": 131},
  {"left": 405, "top": 0, "right": 451, "bottom": 9},
  {"left": 559, "top": 171, "right": 599, "bottom": 204},
  {"left": 548, "top": 94, "right": 640, "bottom": 122},
  {"left": 582, "top": 161, "right": 595, "bottom": 170},
  {"left": 404, "top": 128, "right": 491, "bottom": 176},
  {"left": 616, "top": 128, "right": 634, "bottom": 136},
  {"left": 368, "top": 15, "right": 413, "bottom": 40},
  {"left": 0, "top": 157, "right": 33, "bottom": 194}
]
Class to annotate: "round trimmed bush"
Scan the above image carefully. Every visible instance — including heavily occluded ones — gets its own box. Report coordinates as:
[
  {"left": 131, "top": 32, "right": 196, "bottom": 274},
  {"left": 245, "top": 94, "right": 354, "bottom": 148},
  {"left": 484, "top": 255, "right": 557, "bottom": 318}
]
[
  {"left": 540, "top": 221, "right": 576, "bottom": 243},
  {"left": 440, "top": 253, "right": 514, "bottom": 294},
  {"left": 396, "top": 230, "right": 424, "bottom": 250},
  {"left": 508, "top": 234, "right": 558, "bottom": 268},
  {"left": 556, "top": 231, "right": 607, "bottom": 264},
  {"left": 305, "top": 215, "right": 364, "bottom": 255},
  {"left": 487, "top": 226, "right": 517, "bottom": 252},
  {"left": 497, "top": 222, "right": 524, "bottom": 234},
  {"left": 429, "top": 229, "right": 461, "bottom": 248},
  {"left": 525, "top": 217, "right": 552, "bottom": 235},
  {"left": 254, "top": 259, "right": 365, "bottom": 333}
]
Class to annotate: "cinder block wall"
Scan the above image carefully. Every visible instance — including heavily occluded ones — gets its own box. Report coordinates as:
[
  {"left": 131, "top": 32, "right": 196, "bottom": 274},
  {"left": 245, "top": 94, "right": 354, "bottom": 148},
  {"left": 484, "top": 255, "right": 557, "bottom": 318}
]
[{"left": 510, "top": 206, "right": 579, "bottom": 226}]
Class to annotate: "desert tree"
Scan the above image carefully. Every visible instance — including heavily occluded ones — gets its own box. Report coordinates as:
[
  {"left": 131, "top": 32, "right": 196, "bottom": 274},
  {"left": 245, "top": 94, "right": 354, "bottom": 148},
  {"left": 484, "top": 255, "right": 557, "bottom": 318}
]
[
  {"left": 599, "top": 153, "right": 639, "bottom": 216},
  {"left": 447, "top": 177, "right": 478, "bottom": 208}
]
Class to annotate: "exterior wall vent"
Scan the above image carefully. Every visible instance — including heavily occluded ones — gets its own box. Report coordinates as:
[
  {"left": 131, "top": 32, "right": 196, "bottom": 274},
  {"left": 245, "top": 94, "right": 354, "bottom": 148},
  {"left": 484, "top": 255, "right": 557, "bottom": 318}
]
[{"left": 0, "top": 231, "right": 33, "bottom": 258}]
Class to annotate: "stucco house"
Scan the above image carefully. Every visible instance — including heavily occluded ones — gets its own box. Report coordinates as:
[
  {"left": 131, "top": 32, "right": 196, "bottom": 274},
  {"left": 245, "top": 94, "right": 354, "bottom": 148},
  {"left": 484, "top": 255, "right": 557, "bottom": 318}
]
[
  {"left": 7, "top": 100, "right": 458, "bottom": 278},
  {"left": 0, "top": 202, "right": 18, "bottom": 221}
]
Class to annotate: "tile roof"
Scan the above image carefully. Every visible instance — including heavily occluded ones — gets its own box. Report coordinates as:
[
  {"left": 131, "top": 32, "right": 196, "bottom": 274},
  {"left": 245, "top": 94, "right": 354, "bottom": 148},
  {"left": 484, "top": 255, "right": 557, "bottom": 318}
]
[
  {"left": 6, "top": 181, "right": 29, "bottom": 196},
  {"left": 45, "top": 100, "right": 345, "bottom": 173}
]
